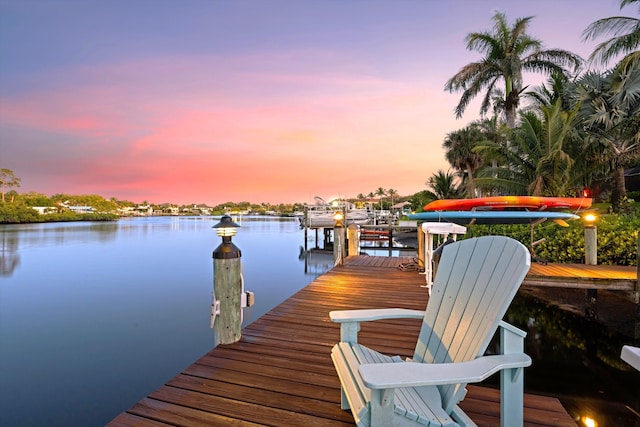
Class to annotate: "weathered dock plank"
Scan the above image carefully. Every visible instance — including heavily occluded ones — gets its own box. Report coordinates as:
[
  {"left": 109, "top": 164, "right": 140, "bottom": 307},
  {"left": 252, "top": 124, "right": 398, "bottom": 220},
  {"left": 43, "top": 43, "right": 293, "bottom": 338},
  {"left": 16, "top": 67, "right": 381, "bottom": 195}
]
[{"left": 109, "top": 254, "right": 581, "bottom": 427}]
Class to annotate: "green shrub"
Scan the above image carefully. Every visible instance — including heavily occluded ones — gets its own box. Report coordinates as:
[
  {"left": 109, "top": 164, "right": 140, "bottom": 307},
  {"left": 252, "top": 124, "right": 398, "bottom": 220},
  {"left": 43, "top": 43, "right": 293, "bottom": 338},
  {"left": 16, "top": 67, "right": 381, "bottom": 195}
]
[
  {"left": 464, "top": 212, "right": 638, "bottom": 266},
  {"left": 0, "top": 203, "right": 117, "bottom": 224},
  {"left": 0, "top": 203, "right": 42, "bottom": 223}
]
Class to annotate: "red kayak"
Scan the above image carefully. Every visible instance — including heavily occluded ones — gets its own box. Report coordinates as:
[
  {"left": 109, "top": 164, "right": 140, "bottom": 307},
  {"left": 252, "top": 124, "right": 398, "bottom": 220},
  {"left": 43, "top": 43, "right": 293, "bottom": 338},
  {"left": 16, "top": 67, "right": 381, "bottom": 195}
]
[{"left": 424, "top": 196, "right": 592, "bottom": 211}]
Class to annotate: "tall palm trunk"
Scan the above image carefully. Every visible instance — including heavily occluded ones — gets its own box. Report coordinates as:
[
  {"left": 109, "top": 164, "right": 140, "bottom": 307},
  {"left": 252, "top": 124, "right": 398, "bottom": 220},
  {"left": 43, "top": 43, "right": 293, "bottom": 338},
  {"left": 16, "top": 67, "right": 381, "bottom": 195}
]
[
  {"left": 611, "top": 165, "right": 628, "bottom": 212},
  {"left": 465, "top": 163, "right": 476, "bottom": 197},
  {"left": 505, "top": 82, "right": 518, "bottom": 129}
]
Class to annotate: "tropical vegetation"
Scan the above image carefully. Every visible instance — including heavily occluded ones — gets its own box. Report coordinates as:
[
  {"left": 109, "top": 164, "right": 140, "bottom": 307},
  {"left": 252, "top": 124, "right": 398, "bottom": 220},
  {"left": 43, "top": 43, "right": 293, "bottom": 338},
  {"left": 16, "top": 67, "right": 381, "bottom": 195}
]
[
  {"left": 444, "top": 11, "right": 581, "bottom": 128},
  {"left": 464, "top": 212, "right": 640, "bottom": 266},
  {"left": 426, "top": 2, "right": 639, "bottom": 267},
  {"left": 438, "top": 2, "right": 639, "bottom": 213}
]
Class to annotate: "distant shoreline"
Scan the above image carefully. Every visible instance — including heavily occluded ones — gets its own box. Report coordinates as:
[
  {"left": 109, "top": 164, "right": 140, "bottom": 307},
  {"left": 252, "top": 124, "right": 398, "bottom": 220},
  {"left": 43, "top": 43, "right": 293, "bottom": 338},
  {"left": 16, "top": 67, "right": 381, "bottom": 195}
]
[{"left": 0, "top": 212, "right": 119, "bottom": 225}]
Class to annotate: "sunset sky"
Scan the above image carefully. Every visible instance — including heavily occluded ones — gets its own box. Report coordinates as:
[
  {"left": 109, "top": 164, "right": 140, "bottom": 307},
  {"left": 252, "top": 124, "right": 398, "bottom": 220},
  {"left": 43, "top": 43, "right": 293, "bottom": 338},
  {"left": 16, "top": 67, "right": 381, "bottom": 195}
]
[{"left": 0, "top": 0, "right": 625, "bottom": 205}]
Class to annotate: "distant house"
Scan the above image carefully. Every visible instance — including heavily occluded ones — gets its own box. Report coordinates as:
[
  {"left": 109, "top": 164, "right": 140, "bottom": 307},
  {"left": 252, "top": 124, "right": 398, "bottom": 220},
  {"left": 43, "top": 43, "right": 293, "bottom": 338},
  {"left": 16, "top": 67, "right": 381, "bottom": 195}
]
[
  {"left": 31, "top": 206, "right": 57, "bottom": 215},
  {"left": 157, "top": 204, "right": 180, "bottom": 215},
  {"left": 134, "top": 205, "right": 153, "bottom": 216},
  {"left": 66, "top": 206, "right": 94, "bottom": 214},
  {"left": 117, "top": 207, "right": 136, "bottom": 216},
  {"left": 185, "top": 204, "right": 211, "bottom": 215},
  {"left": 59, "top": 202, "right": 94, "bottom": 214}
]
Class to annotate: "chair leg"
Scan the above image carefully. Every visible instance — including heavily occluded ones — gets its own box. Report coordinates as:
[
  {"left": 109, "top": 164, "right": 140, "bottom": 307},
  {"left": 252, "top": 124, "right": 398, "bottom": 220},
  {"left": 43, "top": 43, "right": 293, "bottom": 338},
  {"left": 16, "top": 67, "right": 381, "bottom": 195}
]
[
  {"left": 501, "top": 367, "right": 524, "bottom": 427},
  {"left": 500, "top": 323, "right": 526, "bottom": 427},
  {"left": 369, "top": 389, "right": 394, "bottom": 427},
  {"left": 341, "top": 387, "right": 350, "bottom": 410}
]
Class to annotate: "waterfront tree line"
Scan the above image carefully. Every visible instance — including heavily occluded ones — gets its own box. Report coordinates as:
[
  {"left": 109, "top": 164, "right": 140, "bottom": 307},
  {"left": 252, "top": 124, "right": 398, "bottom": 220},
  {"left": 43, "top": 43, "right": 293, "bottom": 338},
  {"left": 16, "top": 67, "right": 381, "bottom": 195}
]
[{"left": 1, "top": 166, "right": 638, "bottom": 266}]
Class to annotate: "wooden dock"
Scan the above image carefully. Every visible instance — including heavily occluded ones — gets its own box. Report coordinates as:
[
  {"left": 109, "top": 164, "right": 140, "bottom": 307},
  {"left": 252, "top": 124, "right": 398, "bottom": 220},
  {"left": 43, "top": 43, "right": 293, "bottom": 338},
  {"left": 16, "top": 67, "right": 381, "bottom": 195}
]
[
  {"left": 526, "top": 262, "right": 638, "bottom": 301},
  {"left": 108, "top": 255, "right": 583, "bottom": 427}
]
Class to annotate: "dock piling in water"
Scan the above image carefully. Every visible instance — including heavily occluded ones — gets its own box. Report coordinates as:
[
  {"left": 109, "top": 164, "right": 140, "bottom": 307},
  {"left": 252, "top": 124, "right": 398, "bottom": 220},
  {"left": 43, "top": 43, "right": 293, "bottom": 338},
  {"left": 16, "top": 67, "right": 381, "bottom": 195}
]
[
  {"left": 333, "top": 223, "right": 346, "bottom": 266},
  {"left": 211, "top": 215, "right": 244, "bottom": 346},
  {"left": 347, "top": 223, "right": 359, "bottom": 257}
]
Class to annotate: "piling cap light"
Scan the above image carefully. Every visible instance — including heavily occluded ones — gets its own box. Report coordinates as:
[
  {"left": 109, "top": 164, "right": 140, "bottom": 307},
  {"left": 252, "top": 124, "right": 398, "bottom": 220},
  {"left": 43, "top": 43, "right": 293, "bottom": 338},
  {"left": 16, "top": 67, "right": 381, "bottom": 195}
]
[
  {"left": 583, "top": 213, "right": 598, "bottom": 224},
  {"left": 212, "top": 215, "right": 241, "bottom": 259},
  {"left": 212, "top": 215, "right": 240, "bottom": 237},
  {"left": 334, "top": 211, "right": 344, "bottom": 227}
]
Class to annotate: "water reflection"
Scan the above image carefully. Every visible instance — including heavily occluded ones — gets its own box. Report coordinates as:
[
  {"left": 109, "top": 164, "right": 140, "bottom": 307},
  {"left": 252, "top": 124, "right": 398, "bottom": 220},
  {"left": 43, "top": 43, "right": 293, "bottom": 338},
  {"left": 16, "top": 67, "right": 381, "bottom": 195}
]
[
  {"left": 502, "top": 294, "right": 640, "bottom": 426},
  {"left": 299, "top": 246, "right": 335, "bottom": 275},
  {"left": 0, "top": 216, "right": 324, "bottom": 427},
  {"left": 0, "top": 233, "right": 20, "bottom": 276}
]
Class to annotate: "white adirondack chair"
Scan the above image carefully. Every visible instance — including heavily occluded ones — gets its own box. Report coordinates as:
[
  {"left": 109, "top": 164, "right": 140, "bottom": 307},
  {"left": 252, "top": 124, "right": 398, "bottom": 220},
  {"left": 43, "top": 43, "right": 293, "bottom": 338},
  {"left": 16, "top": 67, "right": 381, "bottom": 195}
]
[{"left": 330, "top": 235, "right": 532, "bottom": 427}]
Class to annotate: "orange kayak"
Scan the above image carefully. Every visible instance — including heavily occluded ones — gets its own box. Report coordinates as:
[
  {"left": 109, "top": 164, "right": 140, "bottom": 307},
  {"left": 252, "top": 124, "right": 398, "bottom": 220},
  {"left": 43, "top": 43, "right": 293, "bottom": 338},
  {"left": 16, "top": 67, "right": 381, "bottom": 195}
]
[{"left": 423, "top": 196, "right": 592, "bottom": 211}]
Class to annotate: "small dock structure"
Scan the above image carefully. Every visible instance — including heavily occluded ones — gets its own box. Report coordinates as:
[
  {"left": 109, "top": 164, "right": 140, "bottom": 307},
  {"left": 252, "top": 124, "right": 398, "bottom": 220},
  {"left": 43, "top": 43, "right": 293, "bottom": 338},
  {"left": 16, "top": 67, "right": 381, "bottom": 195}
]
[{"left": 109, "top": 255, "right": 583, "bottom": 427}]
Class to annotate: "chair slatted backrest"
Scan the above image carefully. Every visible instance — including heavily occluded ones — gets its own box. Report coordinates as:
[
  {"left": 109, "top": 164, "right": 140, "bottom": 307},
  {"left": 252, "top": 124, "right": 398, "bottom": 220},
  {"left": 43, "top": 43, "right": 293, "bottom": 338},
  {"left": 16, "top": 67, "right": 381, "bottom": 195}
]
[{"left": 412, "top": 236, "right": 530, "bottom": 411}]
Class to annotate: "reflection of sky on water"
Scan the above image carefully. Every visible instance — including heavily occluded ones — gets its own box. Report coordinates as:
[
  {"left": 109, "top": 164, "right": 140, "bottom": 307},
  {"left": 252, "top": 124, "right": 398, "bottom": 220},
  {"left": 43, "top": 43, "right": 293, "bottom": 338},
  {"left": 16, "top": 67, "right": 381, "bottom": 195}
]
[
  {"left": 503, "top": 294, "right": 640, "bottom": 426},
  {"left": 0, "top": 216, "right": 322, "bottom": 427},
  {"left": 0, "top": 233, "right": 20, "bottom": 276}
]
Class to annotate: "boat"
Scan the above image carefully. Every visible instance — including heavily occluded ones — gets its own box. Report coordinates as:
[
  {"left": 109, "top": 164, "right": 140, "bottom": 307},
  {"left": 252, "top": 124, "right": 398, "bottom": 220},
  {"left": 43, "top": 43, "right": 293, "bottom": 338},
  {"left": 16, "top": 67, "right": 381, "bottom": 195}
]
[
  {"left": 407, "top": 210, "right": 580, "bottom": 225},
  {"left": 299, "top": 197, "right": 371, "bottom": 228},
  {"left": 359, "top": 229, "right": 389, "bottom": 238},
  {"left": 423, "top": 196, "right": 592, "bottom": 212}
]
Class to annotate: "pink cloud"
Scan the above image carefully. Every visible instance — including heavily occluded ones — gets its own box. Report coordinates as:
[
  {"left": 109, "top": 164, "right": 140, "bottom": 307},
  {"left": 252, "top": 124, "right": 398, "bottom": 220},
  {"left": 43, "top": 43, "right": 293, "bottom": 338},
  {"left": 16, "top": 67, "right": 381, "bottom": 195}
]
[{"left": 1, "top": 51, "right": 464, "bottom": 204}]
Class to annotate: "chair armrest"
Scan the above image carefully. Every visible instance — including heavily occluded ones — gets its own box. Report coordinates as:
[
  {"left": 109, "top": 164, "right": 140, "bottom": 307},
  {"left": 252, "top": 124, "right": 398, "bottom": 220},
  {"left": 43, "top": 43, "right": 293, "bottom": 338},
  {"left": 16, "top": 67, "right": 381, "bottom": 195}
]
[
  {"left": 498, "top": 320, "right": 527, "bottom": 338},
  {"left": 621, "top": 345, "right": 640, "bottom": 371},
  {"left": 330, "top": 309, "right": 424, "bottom": 344},
  {"left": 330, "top": 308, "right": 424, "bottom": 323},
  {"left": 359, "top": 353, "right": 532, "bottom": 389}
]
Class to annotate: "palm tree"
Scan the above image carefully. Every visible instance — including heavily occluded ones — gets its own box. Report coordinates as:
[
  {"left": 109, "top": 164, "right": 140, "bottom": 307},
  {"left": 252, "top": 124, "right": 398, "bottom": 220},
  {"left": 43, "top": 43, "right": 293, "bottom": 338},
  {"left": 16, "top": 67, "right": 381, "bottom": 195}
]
[
  {"left": 425, "top": 170, "right": 462, "bottom": 200},
  {"left": 574, "top": 64, "right": 640, "bottom": 211},
  {"left": 443, "top": 126, "right": 483, "bottom": 197},
  {"left": 525, "top": 73, "right": 596, "bottom": 191},
  {"left": 375, "top": 187, "right": 386, "bottom": 210},
  {"left": 582, "top": 0, "right": 640, "bottom": 69},
  {"left": 474, "top": 101, "right": 582, "bottom": 196},
  {"left": 445, "top": 11, "right": 582, "bottom": 128},
  {"left": 524, "top": 72, "right": 573, "bottom": 111},
  {"left": 533, "top": 100, "right": 582, "bottom": 195},
  {"left": 473, "top": 116, "right": 509, "bottom": 193},
  {"left": 387, "top": 188, "right": 398, "bottom": 207}
]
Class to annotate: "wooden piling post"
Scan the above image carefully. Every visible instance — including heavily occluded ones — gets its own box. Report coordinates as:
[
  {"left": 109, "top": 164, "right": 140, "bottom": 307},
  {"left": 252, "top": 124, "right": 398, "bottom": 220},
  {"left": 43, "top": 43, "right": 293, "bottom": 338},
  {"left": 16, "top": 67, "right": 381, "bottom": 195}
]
[
  {"left": 584, "top": 225, "right": 597, "bottom": 265},
  {"left": 635, "top": 233, "right": 639, "bottom": 339},
  {"left": 347, "top": 223, "right": 359, "bottom": 257},
  {"left": 636, "top": 232, "right": 639, "bottom": 304},
  {"left": 584, "top": 225, "right": 598, "bottom": 318},
  {"left": 333, "top": 225, "right": 346, "bottom": 265},
  {"left": 304, "top": 226, "right": 308, "bottom": 251},
  {"left": 213, "top": 254, "right": 242, "bottom": 345},
  {"left": 212, "top": 216, "right": 243, "bottom": 346},
  {"left": 417, "top": 224, "right": 425, "bottom": 272}
]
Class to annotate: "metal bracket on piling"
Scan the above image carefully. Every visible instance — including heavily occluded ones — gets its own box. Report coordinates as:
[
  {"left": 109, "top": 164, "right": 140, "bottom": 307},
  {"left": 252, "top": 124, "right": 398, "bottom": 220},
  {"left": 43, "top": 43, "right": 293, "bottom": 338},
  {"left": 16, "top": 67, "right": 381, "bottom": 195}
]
[
  {"left": 210, "top": 299, "right": 221, "bottom": 328},
  {"left": 241, "top": 291, "right": 255, "bottom": 308}
]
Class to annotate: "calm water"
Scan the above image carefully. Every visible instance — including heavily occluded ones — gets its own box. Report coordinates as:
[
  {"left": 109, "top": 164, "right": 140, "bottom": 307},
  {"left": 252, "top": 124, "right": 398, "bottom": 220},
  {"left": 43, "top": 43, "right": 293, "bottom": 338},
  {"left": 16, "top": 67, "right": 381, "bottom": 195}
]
[
  {"left": 0, "top": 216, "right": 326, "bottom": 427},
  {"left": 1, "top": 217, "right": 638, "bottom": 427}
]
